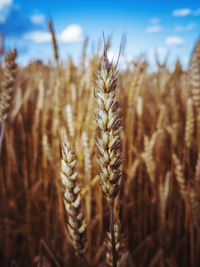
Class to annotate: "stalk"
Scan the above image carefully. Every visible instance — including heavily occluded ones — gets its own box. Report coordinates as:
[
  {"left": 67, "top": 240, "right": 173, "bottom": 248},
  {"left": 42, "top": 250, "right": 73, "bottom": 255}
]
[
  {"left": 110, "top": 204, "right": 117, "bottom": 267},
  {"left": 95, "top": 51, "right": 123, "bottom": 267}
]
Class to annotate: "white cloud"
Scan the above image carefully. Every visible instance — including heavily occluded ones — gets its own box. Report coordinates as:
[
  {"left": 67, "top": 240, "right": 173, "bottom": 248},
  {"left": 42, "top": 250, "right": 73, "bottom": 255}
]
[
  {"left": 175, "top": 23, "right": 195, "bottom": 32},
  {"left": 165, "top": 36, "right": 185, "bottom": 46},
  {"left": 0, "top": 0, "right": 13, "bottom": 22},
  {"left": 146, "top": 17, "right": 163, "bottom": 33},
  {"left": 23, "top": 24, "right": 84, "bottom": 44},
  {"left": 58, "top": 24, "right": 83, "bottom": 43},
  {"left": 30, "top": 14, "right": 45, "bottom": 25},
  {"left": 173, "top": 7, "right": 200, "bottom": 17},
  {"left": 23, "top": 31, "right": 51, "bottom": 43},
  {"left": 146, "top": 25, "right": 163, "bottom": 33},
  {"left": 0, "top": 0, "right": 12, "bottom": 10},
  {"left": 150, "top": 17, "right": 160, "bottom": 24},
  {"left": 172, "top": 8, "right": 192, "bottom": 17}
]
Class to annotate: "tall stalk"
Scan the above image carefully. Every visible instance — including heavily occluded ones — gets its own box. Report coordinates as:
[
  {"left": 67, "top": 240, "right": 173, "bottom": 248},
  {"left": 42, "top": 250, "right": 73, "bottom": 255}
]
[{"left": 95, "top": 51, "right": 123, "bottom": 267}]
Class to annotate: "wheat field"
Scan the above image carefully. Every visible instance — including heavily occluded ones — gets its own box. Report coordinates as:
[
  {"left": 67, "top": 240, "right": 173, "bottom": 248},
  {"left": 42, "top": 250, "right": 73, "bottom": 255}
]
[{"left": 0, "top": 26, "right": 200, "bottom": 267}]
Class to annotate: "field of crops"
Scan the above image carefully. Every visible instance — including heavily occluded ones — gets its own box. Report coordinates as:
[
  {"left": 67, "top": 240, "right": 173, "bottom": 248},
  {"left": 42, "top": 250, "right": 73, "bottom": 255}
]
[{"left": 0, "top": 27, "right": 200, "bottom": 267}]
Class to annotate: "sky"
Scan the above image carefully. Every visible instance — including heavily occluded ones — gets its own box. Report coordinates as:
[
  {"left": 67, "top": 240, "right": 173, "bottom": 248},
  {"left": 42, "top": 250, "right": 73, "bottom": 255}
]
[{"left": 0, "top": 0, "right": 200, "bottom": 68}]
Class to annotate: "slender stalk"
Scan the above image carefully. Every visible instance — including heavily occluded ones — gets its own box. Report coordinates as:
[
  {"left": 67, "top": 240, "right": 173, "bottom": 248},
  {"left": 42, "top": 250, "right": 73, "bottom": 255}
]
[
  {"left": 110, "top": 205, "right": 117, "bottom": 267},
  {"left": 48, "top": 18, "right": 59, "bottom": 64}
]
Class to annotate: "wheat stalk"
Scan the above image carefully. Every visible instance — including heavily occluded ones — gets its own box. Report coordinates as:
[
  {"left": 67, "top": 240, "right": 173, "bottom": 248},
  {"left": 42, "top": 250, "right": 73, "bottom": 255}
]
[
  {"left": 188, "top": 181, "right": 200, "bottom": 232},
  {"left": 105, "top": 223, "right": 126, "bottom": 267},
  {"left": 195, "top": 153, "right": 200, "bottom": 187},
  {"left": 159, "top": 172, "right": 170, "bottom": 227},
  {"left": 95, "top": 51, "right": 123, "bottom": 267},
  {"left": 48, "top": 19, "right": 59, "bottom": 63},
  {"left": 128, "top": 63, "right": 145, "bottom": 108},
  {"left": 136, "top": 96, "right": 143, "bottom": 117},
  {"left": 65, "top": 104, "right": 75, "bottom": 138}
]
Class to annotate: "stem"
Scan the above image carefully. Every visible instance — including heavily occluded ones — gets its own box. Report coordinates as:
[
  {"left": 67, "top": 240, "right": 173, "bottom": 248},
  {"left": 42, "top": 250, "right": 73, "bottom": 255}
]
[
  {"left": 39, "top": 240, "right": 43, "bottom": 267},
  {"left": 110, "top": 204, "right": 117, "bottom": 267}
]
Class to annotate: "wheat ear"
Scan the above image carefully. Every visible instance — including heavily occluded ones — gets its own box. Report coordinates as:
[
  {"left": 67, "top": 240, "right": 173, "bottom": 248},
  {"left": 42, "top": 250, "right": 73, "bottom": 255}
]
[
  {"left": 142, "top": 133, "right": 158, "bottom": 185},
  {"left": 0, "top": 49, "right": 17, "bottom": 152},
  {"left": 190, "top": 39, "right": 200, "bottom": 112},
  {"left": 60, "top": 131, "right": 87, "bottom": 258},
  {"left": 172, "top": 154, "right": 187, "bottom": 200},
  {"left": 185, "top": 98, "right": 194, "bottom": 149},
  {"left": 0, "top": 49, "right": 17, "bottom": 123},
  {"left": 190, "top": 39, "right": 200, "bottom": 150},
  {"left": 95, "top": 52, "right": 122, "bottom": 267}
]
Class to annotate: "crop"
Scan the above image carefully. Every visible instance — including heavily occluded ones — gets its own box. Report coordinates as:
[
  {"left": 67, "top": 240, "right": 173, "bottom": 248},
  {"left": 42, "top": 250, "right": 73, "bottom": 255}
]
[{"left": 0, "top": 33, "right": 200, "bottom": 267}]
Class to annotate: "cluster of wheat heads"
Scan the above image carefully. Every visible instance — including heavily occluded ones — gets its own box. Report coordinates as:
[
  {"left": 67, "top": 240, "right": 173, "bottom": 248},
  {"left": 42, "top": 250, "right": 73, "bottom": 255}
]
[
  {"left": 59, "top": 51, "right": 124, "bottom": 267},
  {"left": 1, "top": 37, "right": 200, "bottom": 267}
]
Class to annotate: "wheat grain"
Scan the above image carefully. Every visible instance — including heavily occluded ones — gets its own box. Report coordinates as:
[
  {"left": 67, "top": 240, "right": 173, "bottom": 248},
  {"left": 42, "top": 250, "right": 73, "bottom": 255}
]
[{"left": 60, "top": 130, "right": 87, "bottom": 258}]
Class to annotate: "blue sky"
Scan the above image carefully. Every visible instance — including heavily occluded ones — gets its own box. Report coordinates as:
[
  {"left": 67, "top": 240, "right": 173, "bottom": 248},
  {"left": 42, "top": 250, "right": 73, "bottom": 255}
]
[{"left": 0, "top": 0, "right": 200, "bottom": 68}]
